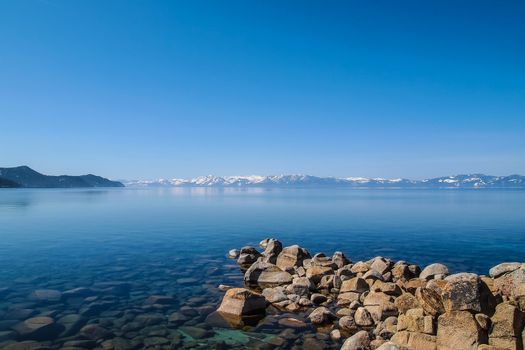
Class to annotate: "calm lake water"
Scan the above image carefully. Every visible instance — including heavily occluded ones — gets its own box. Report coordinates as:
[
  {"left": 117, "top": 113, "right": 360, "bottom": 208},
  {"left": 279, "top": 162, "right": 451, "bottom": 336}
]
[{"left": 1, "top": 188, "right": 524, "bottom": 349}]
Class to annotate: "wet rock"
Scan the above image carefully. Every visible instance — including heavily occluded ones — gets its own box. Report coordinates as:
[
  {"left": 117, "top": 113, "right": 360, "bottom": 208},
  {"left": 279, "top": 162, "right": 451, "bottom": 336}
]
[
  {"left": 276, "top": 245, "right": 310, "bottom": 270},
  {"left": 79, "top": 324, "right": 112, "bottom": 340},
  {"left": 419, "top": 263, "right": 449, "bottom": 281},
  {"left": 217, "top": 288, "right": 266, "bottom": 316},
  {"left": 278, "top": 317, "right": 308, "bottom": 329},
  {"left": 437, "top": 311, "right": 486, "bottom": 350},
  {"left": 1, "top": 341, "right": 50, "bottom": 350},
  {"left": 442, "top": 273, "right": 481, "bottom": 313},
  {"left": 30, "top": 290, "right": 62, "bottom": 302},
  {"left": 57, "top": 314, "right": 85, "bottom": 337},
  {"left": 308, "top": 306, "right": 336, "bottom": 325},
  {"left": 62, "top": 287, "right": 96, "bottom": 298},
  {"left": 415, "top": 287, "right": 444, "bottom": 316},
  {"left": 143, "top": 295, "right": 176, "bottom": 306},
  {"left": 12, "top": 316, "right": 62, "bottom": 341},
  {"left": 179, "top": 325, "right": 213, "bottom": 339},
  {"left": 244, "top": 261, "right": 292, "bottom": 288},
  {"left": 228, "top": 249, "right": 240, "bottom": 258},
  {"left": 143, "top": 336, "right": 170, "bottom": 346},
  {"left": 340, "top": 330, "right": 370, "bottom": 350}
]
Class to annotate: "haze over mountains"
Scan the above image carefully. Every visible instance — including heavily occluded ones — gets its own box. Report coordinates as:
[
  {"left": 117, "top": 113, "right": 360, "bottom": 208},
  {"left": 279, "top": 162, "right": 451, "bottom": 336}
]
[
  {"left": 125, "top": 174, "right": 525, "bottom": 188},
  {"left": 0, "top": 166, "right": 123, "bottom": 188}
]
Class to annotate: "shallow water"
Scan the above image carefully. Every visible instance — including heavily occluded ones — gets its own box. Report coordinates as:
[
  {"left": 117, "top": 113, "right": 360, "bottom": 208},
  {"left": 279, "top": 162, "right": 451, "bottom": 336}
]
[{"left": 0, "top": 188, "right": 524, "bottom": 349}]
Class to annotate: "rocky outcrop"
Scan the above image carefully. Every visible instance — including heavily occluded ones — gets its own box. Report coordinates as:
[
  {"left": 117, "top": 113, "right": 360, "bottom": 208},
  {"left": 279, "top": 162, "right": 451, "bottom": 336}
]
[{"left": 223, "top": 239, "right": 525, "bottom": 350}]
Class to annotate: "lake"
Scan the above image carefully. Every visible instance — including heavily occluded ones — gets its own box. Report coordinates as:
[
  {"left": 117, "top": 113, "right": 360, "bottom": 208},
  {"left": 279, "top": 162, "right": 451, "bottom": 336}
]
[{"left": 0, "top": 188, "right": 524, "bottom": 349}]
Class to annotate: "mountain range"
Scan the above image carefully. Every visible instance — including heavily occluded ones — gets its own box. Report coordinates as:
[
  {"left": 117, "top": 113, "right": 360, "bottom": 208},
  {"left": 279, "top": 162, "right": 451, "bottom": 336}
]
[
  {"left": 0, "top": 166, "right": 124, "bottom": 188},
  {"left": 124, "top": 174, "right": 525, "bottom": 188}
]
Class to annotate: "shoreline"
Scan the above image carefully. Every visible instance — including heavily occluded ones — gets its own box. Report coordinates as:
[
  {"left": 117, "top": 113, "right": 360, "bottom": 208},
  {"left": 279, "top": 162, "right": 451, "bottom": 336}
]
[{"left": 217, "top": 239, "right": 525, "bottom": 350}]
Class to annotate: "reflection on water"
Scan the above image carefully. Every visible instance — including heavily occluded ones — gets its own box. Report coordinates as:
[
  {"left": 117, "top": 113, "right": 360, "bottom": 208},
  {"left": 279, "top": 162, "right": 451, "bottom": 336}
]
[{"left": 0, "top": 188, "right": 524, "bottom": 348}]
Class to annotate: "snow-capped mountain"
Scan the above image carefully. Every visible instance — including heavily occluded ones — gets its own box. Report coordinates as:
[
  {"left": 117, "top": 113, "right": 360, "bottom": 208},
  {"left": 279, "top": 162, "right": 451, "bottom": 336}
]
[{"left": 123, "top": 174, "right": 525, "bottom": 188}]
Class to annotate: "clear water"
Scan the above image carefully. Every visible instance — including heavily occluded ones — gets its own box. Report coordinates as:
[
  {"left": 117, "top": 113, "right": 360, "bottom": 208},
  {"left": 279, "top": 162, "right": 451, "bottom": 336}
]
[{"left": 1, "top": 188, "right": 524, "bottom": 349}]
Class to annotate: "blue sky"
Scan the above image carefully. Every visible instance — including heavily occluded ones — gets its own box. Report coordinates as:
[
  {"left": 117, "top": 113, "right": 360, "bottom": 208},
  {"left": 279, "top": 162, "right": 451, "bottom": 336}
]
[{"left": 1, "top": 1, "right": 524, "bottom": 179}]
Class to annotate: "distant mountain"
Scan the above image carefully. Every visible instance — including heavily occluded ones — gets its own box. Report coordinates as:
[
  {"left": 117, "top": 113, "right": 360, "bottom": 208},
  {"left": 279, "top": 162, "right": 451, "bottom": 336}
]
[
  {"left": 124, "top": 174, "right": 525, "bottom": 188},
  {"left": 0, "top": 166, "right": 124, "bottom": 188}
]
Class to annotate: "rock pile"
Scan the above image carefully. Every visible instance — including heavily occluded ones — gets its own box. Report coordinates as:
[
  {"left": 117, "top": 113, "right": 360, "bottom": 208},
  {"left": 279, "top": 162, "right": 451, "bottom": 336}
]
[{"left": 218, "top": 239, "right": 525, "bottom": 350}]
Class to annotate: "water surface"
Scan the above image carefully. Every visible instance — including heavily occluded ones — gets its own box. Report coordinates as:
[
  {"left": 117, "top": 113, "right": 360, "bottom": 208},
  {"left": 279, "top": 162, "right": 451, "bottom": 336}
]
[{"left": 0, "top": 188, "right": 524, "bottom": 349}]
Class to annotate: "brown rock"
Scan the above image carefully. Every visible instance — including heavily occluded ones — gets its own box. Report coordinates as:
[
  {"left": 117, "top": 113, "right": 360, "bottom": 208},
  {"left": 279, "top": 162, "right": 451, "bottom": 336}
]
[
  {"left": 442, "top": 273, "right": 481, "bottom": 313},
  {"left": 415, "top": 287, "right": 444, "bottom": 316},
  {"left": 340, "top": 277, "right": 369, "bottom": 294},
  {"left": 395, "top": 293, "right": 421, "bottom": 314},
  {"left": 437, "top": 311, "right": 486, "bottom": 350},
  {"left": 217, "top": 288, "right": 266, "bottom": 316}
]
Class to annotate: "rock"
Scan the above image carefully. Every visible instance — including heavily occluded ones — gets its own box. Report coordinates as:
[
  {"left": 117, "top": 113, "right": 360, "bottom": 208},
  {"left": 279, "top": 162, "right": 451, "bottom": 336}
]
[
  {"left": 354, "top": 307, "right": 374, "bottom": 326},
  {"left": 475, "top": 313, "right": 490, "bottom": 331},
  {"left": 415, "top": 287, "right": 444, "bottom": 316},
  {"left": 276, "top": 245, "right": 310, "bottom": 270},
  {"left": 392, "top": 263, "right": 412, "bottom": 282},
  {"left": 395, "top": 293, "right": 420, "bottom": 314},
  {"left": 278, "top": 317, "right": 308, "bottom": 329},
  {"left": 376, "top": 342, "right": 409, "bottom": 350},
  {"left": 308, "top": 306, "right": 336, "bottom": 325},
  {"left": 310, "top": 293, "right": 327, "bottom": 305},
  {"left": 437, "top": 311, "right": 486, "bottom": 350},
  {"left": 30, "top": 289, "right": 62, "bottom": 302},
  {"left": 338, "top": 292, "right": 361, "bottom": 307},
  {"left": 333, "top": 251, "right": 351, "bottom": 269},
  {"left": 351, "top": 262, "right": 370, "bottom": 274},
  {"left": 406, "top": 332, "right": 437, "bottom": 350},
  {"left": 62, "top": 287, "right": 96, "bottom": 298},
  {"left": 489, "top": 302, "right": 524, "bottom": 339},
  {"left": 12, "top": 316, "right": 61, "bottom": 341},
  {"left": 262, "top": 239, "right": 283, "bottom": 263},
  {"left": 405, "top": 278, "right": 427, "bottom": 293},
  {"left": 262, "top": 287, "right": 288, "bottom": 303},
  {"left": 306, "top": 265, "right": 334, "bottom": 284},
  {"left": 442, "top": 273, "right": 481, "bottom": 312},
  {"left": 228, "top": 249, "right": 240, "bottom": 258},
  {"left": 420, "top": 263, "right": 449, "bottom": 280},
  {"left": 340, "top": 330, "right": 370, "bottom": 350},
  {"left": 370, "top": 258, "right": 392, "bottom": 275},
  {"left": 340, "top": 277, "right": 369, "bottom": 294},
  {"left": 144, "top": 295, "right": 176, "bottom": 306},
  {"left": 1, "top": 341, "right": 49, "bottom": 350},
  {"left": 363, "top": 292, "right": 397, "bottom": 322},
  {"left": 489, "top": 262, "right": 522, "bottom": 278},
  {"left": 493, "top": 265, "right": 525, "bottom": 297},
  {"left": 237, "top": 246, "right": 262, "bottom": 267},
  {"left": 330, "top": 328, "right": 342, "bottom": 341},
  {"left": 339, "top": 315, "right": 357, "bottom": 332},
  {"left": 217, "top": 288, "right": 266, "bottom": 316},
  {"left": 244, "top": 261, "right": 293, "bottom": 288},
  {"left": 318, "top": 274, "right": 341, "bottom": 290},
  {"left": 179, "top": 326, "right": 213, "bottom": 339},
  {"left": 57, "top": 314, "right": 85, "bottom": 337},
  {"left": 79, "top": 324, "right": 112, "bottom": 340}
]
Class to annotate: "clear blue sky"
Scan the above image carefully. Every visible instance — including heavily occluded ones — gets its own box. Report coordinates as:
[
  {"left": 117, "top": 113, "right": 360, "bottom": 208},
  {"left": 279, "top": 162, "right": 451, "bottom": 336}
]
[{"left": 1, "top": 1, "right": 524, "bottom": 179}]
